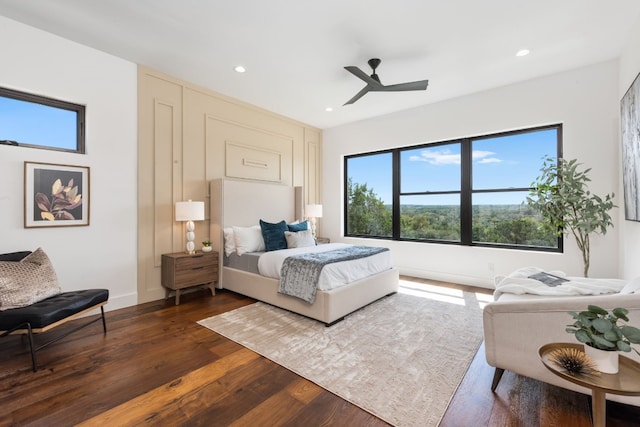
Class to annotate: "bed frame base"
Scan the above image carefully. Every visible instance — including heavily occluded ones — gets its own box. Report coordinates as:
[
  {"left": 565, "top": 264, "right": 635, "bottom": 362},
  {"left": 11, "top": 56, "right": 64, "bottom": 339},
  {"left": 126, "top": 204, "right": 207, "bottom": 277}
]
[
  {"left": 322, "top": 290, "right": 397, "bottom": 327},
  {"left": 221, "top": 266, "right": 400, "bottom": 326}
]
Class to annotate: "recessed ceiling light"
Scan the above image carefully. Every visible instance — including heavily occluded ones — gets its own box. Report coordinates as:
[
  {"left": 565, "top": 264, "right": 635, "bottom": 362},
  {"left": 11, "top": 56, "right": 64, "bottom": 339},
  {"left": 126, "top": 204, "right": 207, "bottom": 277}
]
[
  {"left": 516, "top": 49, "right": 530, "bottom": 57},
  {"left": 234, "top": 65, "right": 246, "bottom": 73},
  {"left": 325, "top": 107, "right": 333, "bottom": 112}
]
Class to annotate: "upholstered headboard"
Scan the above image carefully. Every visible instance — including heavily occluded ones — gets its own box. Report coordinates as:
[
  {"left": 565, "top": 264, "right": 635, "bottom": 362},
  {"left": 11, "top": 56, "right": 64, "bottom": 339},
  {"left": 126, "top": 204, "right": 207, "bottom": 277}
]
[
  {"left": 209, "top": 178, "right": 303, "bottom": 284},
  {"left": 210, "top": 178, "right": 302, "bottom": 229}
]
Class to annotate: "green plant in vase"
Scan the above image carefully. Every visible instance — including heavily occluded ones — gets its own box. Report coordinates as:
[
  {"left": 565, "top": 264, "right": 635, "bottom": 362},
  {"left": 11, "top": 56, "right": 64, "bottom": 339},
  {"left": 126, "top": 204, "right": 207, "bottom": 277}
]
[
  {"left": 567, "top": 305, "right": 640, "bottom": 354},
  {"left": 201, "top": 240, "right": 212, "bottom": 252},
  {"left": 565, "top": 305, "right": 640, "bottom": 373}
]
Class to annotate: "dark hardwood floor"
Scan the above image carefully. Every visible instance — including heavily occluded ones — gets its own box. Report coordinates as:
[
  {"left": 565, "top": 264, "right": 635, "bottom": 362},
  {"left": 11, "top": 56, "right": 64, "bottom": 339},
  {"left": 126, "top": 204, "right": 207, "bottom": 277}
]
[{"left": 1, "top": 277, "right": 639, "bottom": 426}]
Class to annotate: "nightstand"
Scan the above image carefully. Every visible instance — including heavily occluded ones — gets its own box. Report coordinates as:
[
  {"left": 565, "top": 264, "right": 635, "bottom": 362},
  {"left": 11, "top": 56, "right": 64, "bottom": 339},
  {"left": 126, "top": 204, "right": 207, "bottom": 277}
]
[
  {"left": 161, "top": 251, "right": 218, "bottom": 305},
  {"left": 315, "top": 237, "right": 330, "bottom": 244}
]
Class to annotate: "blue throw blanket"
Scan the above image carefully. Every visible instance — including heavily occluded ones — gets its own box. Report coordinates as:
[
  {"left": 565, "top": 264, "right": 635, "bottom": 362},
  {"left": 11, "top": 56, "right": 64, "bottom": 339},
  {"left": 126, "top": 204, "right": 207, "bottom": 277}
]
[{"left": 278, "top": 246, "right": 389, "bottom": 303}]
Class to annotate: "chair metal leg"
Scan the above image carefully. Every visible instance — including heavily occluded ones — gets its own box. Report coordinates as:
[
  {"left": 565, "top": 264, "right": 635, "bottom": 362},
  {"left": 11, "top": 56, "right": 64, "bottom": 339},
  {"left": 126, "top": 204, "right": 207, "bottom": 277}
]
[
  {"left": 491, "top": 368, "right": 505, "bottom": 391},
  {"left": 100, "top": 306, "right": 107, "bottom": 334},
  {"left": 26, "top": 323, "right": 38, "bottom": 372}
]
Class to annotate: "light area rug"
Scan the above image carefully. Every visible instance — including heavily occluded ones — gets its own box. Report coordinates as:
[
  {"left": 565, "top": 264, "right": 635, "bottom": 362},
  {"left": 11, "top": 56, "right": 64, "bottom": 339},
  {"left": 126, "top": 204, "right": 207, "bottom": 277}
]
[{"left": 198, "top": 289, "right": 484, "bottom": 427}]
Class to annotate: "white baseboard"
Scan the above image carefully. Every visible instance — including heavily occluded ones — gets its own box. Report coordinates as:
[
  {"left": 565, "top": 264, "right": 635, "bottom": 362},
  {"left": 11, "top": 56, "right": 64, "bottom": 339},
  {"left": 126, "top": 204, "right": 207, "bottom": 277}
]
[{"left": 398, "top": 266, "right": 495, "bottom": 290}]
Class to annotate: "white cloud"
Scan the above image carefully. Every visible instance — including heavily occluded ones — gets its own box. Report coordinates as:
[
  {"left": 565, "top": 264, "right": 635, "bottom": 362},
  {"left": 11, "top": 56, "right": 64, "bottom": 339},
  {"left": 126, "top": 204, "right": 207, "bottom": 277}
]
[
  {"left": 477, "top": 157, "right": 502, "bottom": 164},
  {"left": 409, "top": 149, "right": 461, "bottom": 165},
  {"left": 409, "top": 148, "right": 503, "bottom": 165},
  {"left": 473, "top": 150, "right": 501, "bottom": 164}
]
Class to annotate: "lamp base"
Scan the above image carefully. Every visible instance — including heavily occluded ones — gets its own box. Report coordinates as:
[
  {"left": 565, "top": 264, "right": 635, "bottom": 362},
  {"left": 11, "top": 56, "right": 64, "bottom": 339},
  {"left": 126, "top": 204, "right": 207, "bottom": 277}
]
[
  {"left": 185, "top": 221, "right": 196, "bottom": 254},
  {"left": 309, "top": 217, "right": 318, "bottom": 240}
]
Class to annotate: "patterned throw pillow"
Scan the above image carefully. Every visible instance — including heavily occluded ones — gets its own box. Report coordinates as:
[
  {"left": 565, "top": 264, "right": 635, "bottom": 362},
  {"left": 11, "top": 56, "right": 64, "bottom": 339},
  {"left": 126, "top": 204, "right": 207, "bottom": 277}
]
[{"left": 0, "top": 248, "right": 62, "bottom": 311}]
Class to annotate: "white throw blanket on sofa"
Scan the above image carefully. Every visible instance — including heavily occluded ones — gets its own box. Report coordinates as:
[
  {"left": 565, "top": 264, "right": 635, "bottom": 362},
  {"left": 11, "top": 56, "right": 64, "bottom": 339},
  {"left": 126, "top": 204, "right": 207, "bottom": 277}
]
[{"left": 493, "top": 267, "right": 627, "bottom": 300}]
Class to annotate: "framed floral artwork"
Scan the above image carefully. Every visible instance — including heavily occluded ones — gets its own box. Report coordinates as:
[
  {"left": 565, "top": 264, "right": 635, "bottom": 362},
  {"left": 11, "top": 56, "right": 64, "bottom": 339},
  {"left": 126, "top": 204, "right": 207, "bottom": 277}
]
[{"left": 24, "top": 161, "right": 90, "bottom": 228}]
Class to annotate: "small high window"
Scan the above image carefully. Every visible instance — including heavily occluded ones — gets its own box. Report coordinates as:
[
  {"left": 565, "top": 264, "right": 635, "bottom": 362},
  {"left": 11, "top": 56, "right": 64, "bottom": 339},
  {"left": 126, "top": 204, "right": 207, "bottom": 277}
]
[{"left": 0, "top": 86, "right": 85, "bottom": 153}]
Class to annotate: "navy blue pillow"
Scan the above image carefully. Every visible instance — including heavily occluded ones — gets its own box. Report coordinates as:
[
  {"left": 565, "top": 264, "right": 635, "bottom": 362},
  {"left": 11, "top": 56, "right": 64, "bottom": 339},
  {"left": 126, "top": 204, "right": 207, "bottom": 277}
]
[
  {"left": 260, "top": 219, "right": 288, "bottom": 251},
  {"left": 287, "top": 221, "right": 308, "bottom": 232}
]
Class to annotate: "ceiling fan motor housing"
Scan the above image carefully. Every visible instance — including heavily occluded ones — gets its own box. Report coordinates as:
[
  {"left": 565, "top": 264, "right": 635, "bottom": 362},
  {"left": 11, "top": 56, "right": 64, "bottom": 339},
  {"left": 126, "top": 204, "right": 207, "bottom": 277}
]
[
  {"left": 368, "top": 58, "right": 382, "bottom": 82},
  {"left": 368, "top": 58, "right": 381, "bottom": 70}
]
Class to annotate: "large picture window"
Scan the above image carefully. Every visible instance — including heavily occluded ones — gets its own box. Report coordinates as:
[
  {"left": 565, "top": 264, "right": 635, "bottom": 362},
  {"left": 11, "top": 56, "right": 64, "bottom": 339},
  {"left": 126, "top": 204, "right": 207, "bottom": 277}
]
[
  {"left": 0, "top": 86, "right": 85, "bottom": 153},
  {"left": 345, "top": 124, "right": 562, "bottom": 251}
]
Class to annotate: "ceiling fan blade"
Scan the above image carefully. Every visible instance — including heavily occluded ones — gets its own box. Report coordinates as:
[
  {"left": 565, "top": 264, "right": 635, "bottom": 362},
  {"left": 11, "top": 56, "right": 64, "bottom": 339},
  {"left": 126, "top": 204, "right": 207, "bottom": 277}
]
[
  {"left": 379, "top": 79, "right": 429, "bottom": 92},
  {"left": 343, "top": 58, "right": 429, "bottom": 104},
  {"left": 344, "top": 66, "right": 382, "bottom": 87},
  {"left": 343, "top": 86, "right": 371, "bottom": 105}
]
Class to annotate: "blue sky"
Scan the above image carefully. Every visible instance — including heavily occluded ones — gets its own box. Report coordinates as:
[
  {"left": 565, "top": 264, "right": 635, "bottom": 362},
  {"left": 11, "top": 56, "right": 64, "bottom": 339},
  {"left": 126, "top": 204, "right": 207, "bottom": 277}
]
[
  {"left": 348, "top": 128, "right": 557, "bottom": 205},
  {"left": 0, "top": 96, "right": 76, "bottom": 149}
]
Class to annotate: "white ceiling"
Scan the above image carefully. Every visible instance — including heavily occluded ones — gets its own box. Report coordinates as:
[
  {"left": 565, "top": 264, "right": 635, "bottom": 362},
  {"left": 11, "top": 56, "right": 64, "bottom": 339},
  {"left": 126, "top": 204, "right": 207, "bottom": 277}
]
[{"left": 1, "top": 1, "right": 639, "bottom": 129}]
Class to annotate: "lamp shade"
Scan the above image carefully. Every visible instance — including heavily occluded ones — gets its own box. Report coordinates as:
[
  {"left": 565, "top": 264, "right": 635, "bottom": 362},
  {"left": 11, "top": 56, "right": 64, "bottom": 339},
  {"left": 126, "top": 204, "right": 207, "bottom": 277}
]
[
  {"left": 305, "top": 204, "right": 323, "bottom": 218},
  {"left": 175, "top": 200, "right": 205, "bottom": 221}
]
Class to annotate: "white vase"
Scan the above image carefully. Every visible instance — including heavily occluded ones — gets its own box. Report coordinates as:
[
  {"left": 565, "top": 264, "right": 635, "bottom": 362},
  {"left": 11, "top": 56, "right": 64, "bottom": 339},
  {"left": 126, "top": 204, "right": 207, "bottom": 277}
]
[
  {"left": 201, "top": 246, "right": 212, "bottom": 253},
  {"left": 584, "top": 345, "right": 619, "bottom": 374}
]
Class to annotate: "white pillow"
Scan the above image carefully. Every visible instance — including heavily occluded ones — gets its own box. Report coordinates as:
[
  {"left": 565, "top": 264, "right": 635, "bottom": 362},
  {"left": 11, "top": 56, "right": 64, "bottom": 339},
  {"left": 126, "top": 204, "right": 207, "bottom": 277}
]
[
  {"left": 620, "top": 277, "right": 640, "bottom": 294},
  {"left": 285, "top": 229, "right": 316, "bottom": 249},
  {"left": 233, "top": 225, "right": 265, "bottom": 255},
  {"left": 223, "top": 227, "right": 236, "bottom": 256}
]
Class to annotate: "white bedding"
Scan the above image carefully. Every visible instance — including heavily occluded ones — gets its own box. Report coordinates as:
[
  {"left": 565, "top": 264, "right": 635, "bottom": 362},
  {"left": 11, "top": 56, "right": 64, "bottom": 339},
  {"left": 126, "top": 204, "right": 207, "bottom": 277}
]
[
  {"left": 257, "top": 243, "right": 393, "bottom": 291},
  {"left": 494, "top": 266, "right": 627, "bottom": 300}
]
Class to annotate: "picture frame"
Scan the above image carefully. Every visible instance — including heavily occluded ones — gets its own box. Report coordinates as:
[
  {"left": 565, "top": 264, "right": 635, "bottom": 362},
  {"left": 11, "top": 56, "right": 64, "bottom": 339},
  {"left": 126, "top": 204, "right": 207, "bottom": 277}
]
[
  {"left": 24, "top": 161, "right": 90, "bottom": 228},
  {"left": 621, "top": 71, "right": 640, "bottom": 222}
]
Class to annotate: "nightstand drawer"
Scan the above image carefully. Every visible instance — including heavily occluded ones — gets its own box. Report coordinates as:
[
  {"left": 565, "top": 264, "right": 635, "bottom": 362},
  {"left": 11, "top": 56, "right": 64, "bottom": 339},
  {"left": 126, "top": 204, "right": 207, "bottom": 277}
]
[
  {"left": 174, "top": 263, "right": 217, "bottom": 288},
  {"left": 174, "top": 253, "right": 217, "bottom": 271}
]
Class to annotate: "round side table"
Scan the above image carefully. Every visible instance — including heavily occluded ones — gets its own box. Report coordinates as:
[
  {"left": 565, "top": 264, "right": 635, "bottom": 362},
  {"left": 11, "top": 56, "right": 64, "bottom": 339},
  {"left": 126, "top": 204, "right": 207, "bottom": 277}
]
[{"left": 539, "top": 343, "right": 640, "bottom": 427}]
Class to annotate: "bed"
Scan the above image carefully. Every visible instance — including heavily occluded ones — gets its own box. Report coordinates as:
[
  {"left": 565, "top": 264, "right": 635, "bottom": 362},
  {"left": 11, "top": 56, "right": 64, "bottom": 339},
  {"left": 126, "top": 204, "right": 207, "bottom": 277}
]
[{"left": 209, "top": 178, "right": 399, "bottom": 325}]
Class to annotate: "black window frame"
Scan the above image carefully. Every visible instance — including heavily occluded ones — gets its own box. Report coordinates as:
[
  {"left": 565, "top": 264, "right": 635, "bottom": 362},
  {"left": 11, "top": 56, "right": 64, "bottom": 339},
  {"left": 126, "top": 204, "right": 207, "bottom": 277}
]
[
  {"left": 0, "top": 86, "right": 86, "bottom": 154},
  {"left": 344, "top": 124, "right": 563, "bottom": 252}
]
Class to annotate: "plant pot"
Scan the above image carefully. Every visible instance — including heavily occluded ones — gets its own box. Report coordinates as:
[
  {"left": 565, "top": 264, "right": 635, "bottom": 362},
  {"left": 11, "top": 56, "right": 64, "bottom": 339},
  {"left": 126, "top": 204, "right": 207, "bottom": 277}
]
[
  {"left": 201, "top": 246, "right": 212, "bottom": 253},
  {"left": 584, "top": 345, "right": 619, "bottom": 374}
]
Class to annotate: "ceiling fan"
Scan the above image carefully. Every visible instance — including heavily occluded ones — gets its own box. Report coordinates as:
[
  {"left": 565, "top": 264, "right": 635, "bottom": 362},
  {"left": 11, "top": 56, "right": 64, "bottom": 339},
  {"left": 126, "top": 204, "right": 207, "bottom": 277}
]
[{"left": 343, "top": 58, "right": 429, "bottom": 105}]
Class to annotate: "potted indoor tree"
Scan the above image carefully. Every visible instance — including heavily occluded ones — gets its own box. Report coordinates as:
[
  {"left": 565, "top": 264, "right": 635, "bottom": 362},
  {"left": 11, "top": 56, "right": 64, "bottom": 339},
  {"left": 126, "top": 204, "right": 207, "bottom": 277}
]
[
  {"left": 527, "top": 156, "right": 615, "bottom": 277},
  {"left": 566, "top": 305, "right": 640, "bottom": 373}
]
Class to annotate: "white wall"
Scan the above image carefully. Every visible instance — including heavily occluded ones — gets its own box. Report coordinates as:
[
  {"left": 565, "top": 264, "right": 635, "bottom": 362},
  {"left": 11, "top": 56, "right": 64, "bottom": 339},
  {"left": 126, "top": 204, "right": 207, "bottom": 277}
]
[
  {"left": 619, "top": 16, "right": 640, "bottom": 280},
  {"left": 324, "top": 61, "right": 621, "bottom": 288},
  {"left": 0, "top": 17, "right": 138, "bottom": 310}
]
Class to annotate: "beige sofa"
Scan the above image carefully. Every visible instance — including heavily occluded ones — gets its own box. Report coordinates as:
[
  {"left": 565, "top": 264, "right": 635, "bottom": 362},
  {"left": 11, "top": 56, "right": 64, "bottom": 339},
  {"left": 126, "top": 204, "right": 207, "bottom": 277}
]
[{"left": 483, "top": 269, "right": 640, "bottom": 406}]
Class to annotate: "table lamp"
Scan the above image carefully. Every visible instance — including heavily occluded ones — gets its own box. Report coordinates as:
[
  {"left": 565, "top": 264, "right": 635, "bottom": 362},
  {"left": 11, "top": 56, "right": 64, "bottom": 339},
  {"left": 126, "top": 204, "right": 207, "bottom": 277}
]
[
  {"left": 175, "top": 200, "right": 205, "bottom": 254},
  {"left": 305, "top": 204, "right": 323, "bottom": 239}
]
